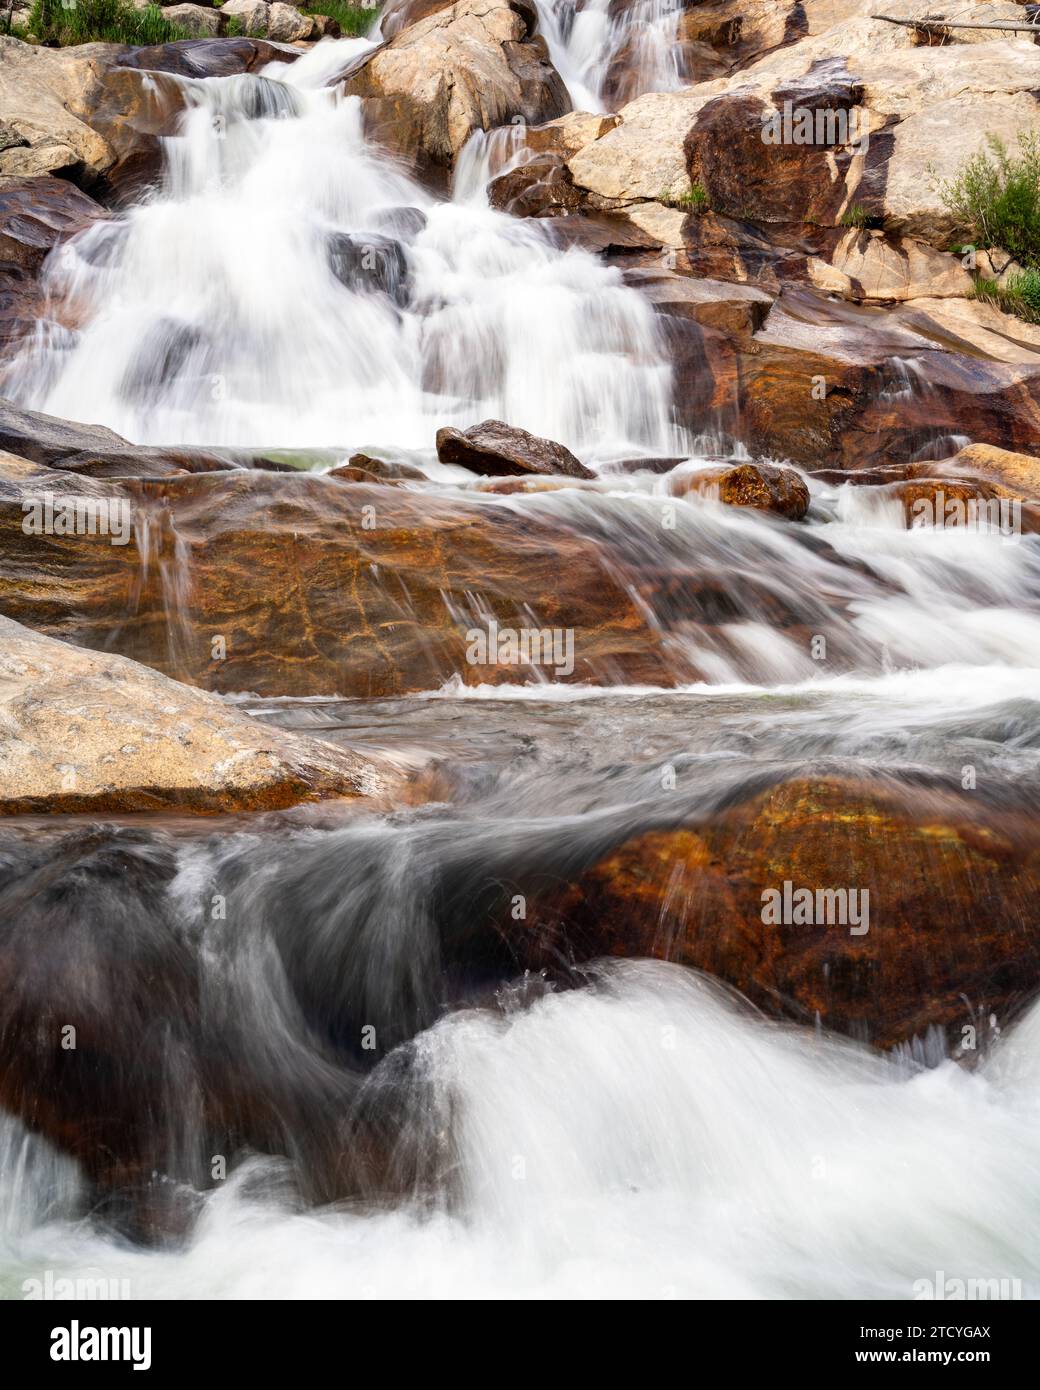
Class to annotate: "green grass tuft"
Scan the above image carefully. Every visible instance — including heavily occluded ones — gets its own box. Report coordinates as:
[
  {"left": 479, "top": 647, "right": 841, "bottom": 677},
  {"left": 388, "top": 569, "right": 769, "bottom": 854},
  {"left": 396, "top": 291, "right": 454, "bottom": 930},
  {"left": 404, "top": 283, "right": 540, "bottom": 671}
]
[
  {"left": 970, "top": 267, "right": 1040, "bottom": 324},
  {"left": 659, "top": 182, "right": 709, "bottom": 214},
  {"left": 27, "top": 0, "right": 190, "bottom": 44},
  {"left": 302, "top": 0, "right": 379, "bottom": 35}
]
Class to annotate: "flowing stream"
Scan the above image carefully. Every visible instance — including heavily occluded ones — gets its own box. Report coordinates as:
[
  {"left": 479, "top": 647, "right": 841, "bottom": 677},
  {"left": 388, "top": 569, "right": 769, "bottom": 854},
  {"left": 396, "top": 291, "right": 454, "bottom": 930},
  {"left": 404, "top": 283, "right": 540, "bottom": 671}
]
[
  {"left": 1, "top": 33, "right": 1040, "bottom": 1300},
  {"left": 532, "top": 0, "right": 689, "bottom": 110}
]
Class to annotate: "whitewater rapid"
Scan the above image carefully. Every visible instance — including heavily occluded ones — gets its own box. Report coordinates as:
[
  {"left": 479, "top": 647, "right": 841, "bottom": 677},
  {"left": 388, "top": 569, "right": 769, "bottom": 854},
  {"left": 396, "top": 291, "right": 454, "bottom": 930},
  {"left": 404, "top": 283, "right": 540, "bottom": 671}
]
[{"left": 2, "top": 961, "right": 1038, "bottom": 1299}]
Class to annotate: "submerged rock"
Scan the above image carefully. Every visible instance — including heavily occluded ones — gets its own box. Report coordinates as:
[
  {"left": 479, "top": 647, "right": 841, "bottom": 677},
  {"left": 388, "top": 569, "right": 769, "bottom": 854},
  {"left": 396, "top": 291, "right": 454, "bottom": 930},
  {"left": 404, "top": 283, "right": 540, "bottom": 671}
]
[
  {"left": 0, "top": 468, "right": 682, "bottom": 693},
  {"left": 436, "top": 418, "right": 595, "bottom": 478},
  {"left": 0, "top": 616, "right": 387, "bottom": 813},
  {"left": 505, "top": 776, "right": 1040, "bottom": 1049},
  {"left": 327, "top": 231, "right": 410, "bottom": 306},
  {"left": 674, "top": 461, "right": 810, "bottom": 519}
]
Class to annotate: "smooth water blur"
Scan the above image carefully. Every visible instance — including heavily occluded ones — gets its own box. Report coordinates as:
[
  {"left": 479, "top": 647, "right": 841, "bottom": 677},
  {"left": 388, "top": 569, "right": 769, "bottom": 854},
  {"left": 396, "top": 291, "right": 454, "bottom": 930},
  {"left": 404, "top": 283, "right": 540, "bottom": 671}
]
[
  {"left": 2, "top": 40, "right": 681, "bottom": 461},
  {"left": 2, "top": 961, "right": 1038, "bottom": 1298},
  {"left": 534, "top": 0, "right": 688, "bottom": 110},
  {"left": 2, "top": 20, "right": 1039, "bottom": 1302}
]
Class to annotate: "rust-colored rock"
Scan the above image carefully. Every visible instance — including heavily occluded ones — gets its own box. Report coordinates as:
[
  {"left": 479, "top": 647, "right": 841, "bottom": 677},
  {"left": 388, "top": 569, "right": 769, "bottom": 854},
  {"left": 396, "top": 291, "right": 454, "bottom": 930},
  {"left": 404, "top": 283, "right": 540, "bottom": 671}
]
[
  {"left": 0, "top": 468, "right": 680, "bottom": 694},
  {"left": 939, "top": 443, "right": 1040, "bottom": 502},
  {"left": 506, "top": 777, "right": 1040, "bottom": 1048},
  {"left": 673, "top": 285, "right": 1040, "bottom": 470},
  {"left": 0, "top": 177, "right": 107, "bottom": 354},
  {"left": 674, "top": 460, "right": 810, "bottom": 519},
  {"left": 488, "top": 151, "right": 583, "bottom": 218}
]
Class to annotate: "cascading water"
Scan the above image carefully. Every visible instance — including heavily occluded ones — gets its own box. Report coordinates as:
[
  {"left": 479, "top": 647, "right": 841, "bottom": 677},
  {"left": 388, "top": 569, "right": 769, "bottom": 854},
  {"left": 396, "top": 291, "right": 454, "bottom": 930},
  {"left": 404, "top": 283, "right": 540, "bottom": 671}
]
[
  {"left": 1, "top": 40, "right": 681, "bottom": 461},
  {"left": 532, "top": 0, "right": 689, "bottom": 110},
  {"left": 2, "top": 24, "right": 1040, "bottom": 1307}
]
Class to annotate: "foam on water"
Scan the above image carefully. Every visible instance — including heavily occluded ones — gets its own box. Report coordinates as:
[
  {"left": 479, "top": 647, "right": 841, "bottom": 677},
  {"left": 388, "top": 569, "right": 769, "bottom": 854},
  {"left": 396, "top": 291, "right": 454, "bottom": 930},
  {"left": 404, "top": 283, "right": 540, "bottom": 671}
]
[
  {"left": 2, "top": 40, "right": 680, "bottom": 461},
  {"left": 2, "top": 962, "right": 1037, "bottom": 1299}
]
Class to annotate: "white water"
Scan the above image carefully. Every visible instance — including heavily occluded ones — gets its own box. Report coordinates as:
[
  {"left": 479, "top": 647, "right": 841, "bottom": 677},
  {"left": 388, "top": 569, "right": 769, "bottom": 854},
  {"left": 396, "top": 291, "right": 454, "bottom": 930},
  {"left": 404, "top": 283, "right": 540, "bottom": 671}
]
[
  {"left": 2, "top": 39, "right": 681, "bottom": 461},
  {"left": 3, "top": 23, "right": 1040, "bottom": 1306},
  {"left": 533, "top": 0, "right": 688, "bottom": 110},
  {"left": 2, "top": 961, "right": 1038, "bottom": 1299}
]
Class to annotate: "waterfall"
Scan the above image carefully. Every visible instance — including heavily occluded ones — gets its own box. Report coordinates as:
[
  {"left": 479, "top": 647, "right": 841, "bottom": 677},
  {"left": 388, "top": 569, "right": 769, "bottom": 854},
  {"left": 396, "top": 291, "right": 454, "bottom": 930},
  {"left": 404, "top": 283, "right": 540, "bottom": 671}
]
[
  {"left": 1, "top": 39, "right": 682, "bottom": 463},
  {"left": 2, "top": 18, "right": 1040, "bottom": 1308},
  {"left": 533, "top": 0, "right": 689, "bottom": 111}
]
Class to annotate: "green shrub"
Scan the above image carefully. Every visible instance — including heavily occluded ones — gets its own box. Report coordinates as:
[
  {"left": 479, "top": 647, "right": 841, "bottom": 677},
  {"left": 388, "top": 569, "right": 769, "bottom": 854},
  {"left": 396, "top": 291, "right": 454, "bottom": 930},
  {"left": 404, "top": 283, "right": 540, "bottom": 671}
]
[
  {"left": 28, "top": 0, "right": 189, "bottom": 44},
  {"left": 970, "top": 267, "right": 1040, "bottom": 324},
  {"left": 938, "top": 132, "right": 1040, "bottom": 267}
]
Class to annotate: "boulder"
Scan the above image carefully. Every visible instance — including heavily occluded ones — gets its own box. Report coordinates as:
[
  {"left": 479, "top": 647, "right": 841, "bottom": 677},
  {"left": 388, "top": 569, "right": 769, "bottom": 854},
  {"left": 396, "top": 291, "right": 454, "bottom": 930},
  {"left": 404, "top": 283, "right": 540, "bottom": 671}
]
[
  {"left": 676, "top": 0, "right": 1032, "bottom": 72},
  {"left": 266, "top": 1, "right": 316, "bottom": 40},
  {"left": 114, "top": 36, "right": 293, "bottom": 77},
  {"left": 562, "top": 24, "right": 1040, "bottom": 264},
  {"left": 0, "top": 121, "right": 27, "bottom": 156},
  {"left": 0, "top": 37, "right": 297, "bottom": 203},
  {"left": 488, "top": 151, "right": 583, "bottom": 217},
  {"left": 808, "top": 230, "right": 973, "bottom": 302},
  {"left": 504, "top": 776, "right": 1040, "bottom": 1048},
  {"left": 0, "top": 400, "right": 278, "bottom": 478},
  {"left": 622, "top": 264, "right": 773, "bottom": 340},
  {"left": 0, "top": 37, "right": 115, "bottom": 183},
  {"left": 327, "top": 452, "right": 426, "bottom": 482},
  {"left": 568, "top": 89, "right": 718, "bottom": 209},
  {"left": 379, "top": 0, "right": 457, "bottom": 39},
  {"left": 0, "top": 616, "right": 387, "bottom": 813},
  {"left": 0, "top": 178, "right": 107, "bottom": 354},
  {"left": 160, "top": 3, "right": 226, "bottom": 36},
  {"left": 435, "top": 418, "right": 595, "bottom": 478},
  {"left": 673, "top": 460, "right": 810, "bottom": 518},
  {"left": 0, "top": 398, "right": 129, "bottom": 466},
  {"left": 219, "top": 0, "right": 270, "bottom": 32},
  {"left": 524, "top": 110, "right": 619, "bottom": 160},
  {"left": 678, "top": 284, "right": 1040, "bottom": 469},
  {"left": 342, "top": 0, "right": 570, "bottom": 170},
  {"left": 0, "top": 140, "right": 83, "bottom": 178},
  {"left": 939, "top": 443, "right": 1040, "bottom": 502},
  {"left": 327, "top": 230, "right": 410, "bottom": 305},
  {"left": 0, "top": 178, "right": 106, "bottom": 275},
  {"left": 881, "top": 476, "right": 1023, "bottom": 530},
  {"left": 0, "top": 468, "right": 680, "bottom": 694}
]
